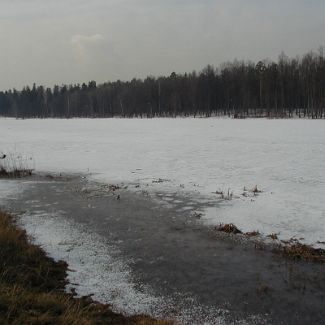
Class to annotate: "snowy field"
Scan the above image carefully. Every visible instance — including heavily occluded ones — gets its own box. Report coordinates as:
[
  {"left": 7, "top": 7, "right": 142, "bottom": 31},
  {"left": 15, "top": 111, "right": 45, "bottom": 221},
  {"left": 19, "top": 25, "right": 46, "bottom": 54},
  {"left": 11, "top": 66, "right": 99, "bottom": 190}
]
[{"left": 1, "top": 117, "right": 325, "bottom": 245}]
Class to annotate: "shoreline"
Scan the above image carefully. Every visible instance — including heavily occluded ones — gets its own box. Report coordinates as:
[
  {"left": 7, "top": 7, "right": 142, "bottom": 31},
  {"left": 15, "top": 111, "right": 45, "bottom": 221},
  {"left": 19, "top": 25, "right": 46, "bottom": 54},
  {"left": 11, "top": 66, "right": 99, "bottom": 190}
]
[
  {"left": 2, "top": 173, "right": 325, "bottom": 324},
  {"left": 0, "top": 209, "right": 170, "bottom": 324}
]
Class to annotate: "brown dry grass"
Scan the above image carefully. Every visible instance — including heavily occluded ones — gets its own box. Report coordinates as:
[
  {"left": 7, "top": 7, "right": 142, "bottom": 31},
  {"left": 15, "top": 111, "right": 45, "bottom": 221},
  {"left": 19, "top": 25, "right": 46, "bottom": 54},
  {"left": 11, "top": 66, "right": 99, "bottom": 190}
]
[
  {"left": 267, "top": 233, "right": 278, "bottom": 240},
  {"left": 0, "top": 210, "right": 172, "bottom": 325},
  {"left": 279, "top": 242, "right": 325, "bottom": 263},
  {"left": 0, "top": 167, "right": 33, "bottom": 178},
  {"left": 0, "top": 153, "right": 33, "bottom": 178},
  {"left": 245, "top": 231, "right": 260, "bottom": 237},
  {"left": 215, "top": 223, "right": 242, "bottom": 234}
]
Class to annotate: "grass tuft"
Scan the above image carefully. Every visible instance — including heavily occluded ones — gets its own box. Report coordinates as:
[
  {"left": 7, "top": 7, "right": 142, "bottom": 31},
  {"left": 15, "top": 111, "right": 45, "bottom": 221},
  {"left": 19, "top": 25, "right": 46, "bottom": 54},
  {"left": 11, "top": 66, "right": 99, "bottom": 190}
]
[
  {"left": 245, "top": 231, "right": 260, "bottom": 237},
  {"left": 0, "top": 153, "right": 34, "bottom": 178},
  {"left": 278, "top": 241, "right": 325, "bottom": 263},
  {"left": 215, "top": 223, "right": 242, "bottom": 234},
  {"left": 267, "top": 233, "right": 278, "bottom": 240}
]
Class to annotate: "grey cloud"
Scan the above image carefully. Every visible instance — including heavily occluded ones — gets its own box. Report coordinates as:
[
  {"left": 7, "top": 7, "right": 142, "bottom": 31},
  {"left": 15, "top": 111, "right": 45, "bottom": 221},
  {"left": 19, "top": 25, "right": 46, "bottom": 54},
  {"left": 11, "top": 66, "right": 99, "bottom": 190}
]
[{"left": 0, "top": 0, "right": 324, "bottom": 89}]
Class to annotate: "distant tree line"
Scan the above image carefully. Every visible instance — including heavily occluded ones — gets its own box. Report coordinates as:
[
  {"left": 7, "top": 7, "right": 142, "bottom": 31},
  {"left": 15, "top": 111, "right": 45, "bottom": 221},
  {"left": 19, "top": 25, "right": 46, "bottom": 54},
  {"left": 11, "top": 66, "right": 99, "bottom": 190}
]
[{"left": 1, "top": 49, "right": 325, "bottom": 119}]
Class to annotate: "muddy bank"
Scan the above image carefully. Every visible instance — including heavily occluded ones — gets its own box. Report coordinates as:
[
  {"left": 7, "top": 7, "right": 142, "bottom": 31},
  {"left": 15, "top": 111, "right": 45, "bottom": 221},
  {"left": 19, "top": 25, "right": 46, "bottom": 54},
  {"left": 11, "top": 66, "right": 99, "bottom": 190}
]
[{"left": 2, "top": 174, "right": 325, "bottom": 325}]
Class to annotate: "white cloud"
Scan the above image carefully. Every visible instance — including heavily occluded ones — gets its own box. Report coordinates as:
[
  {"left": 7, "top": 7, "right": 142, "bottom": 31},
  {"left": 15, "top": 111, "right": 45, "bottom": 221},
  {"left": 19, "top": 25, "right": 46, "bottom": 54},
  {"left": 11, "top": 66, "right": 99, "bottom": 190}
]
[{"left": 70, "top": 34, "right": 105, "bottom": 64}]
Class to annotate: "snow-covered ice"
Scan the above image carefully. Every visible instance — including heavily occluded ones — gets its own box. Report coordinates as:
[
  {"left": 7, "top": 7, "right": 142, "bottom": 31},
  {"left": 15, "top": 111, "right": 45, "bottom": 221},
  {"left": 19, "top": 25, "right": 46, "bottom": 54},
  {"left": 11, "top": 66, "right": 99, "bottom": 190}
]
[{"left": 0, "top": 117, "right": 325, "bottom": 245}]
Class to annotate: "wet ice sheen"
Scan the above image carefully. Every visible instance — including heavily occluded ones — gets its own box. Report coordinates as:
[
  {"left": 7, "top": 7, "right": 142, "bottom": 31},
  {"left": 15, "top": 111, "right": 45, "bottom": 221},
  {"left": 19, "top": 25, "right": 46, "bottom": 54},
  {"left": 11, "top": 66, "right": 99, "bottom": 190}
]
[{"left": 17, "top": 208, "right": 234, "bottom": 325}]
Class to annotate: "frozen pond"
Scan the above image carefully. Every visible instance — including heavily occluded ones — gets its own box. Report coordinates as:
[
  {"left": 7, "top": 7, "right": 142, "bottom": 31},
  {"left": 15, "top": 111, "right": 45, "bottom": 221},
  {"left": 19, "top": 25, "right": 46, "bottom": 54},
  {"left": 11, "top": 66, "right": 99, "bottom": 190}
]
[{"left": 1, "top": 118, "right": 325, "bottom": 244}]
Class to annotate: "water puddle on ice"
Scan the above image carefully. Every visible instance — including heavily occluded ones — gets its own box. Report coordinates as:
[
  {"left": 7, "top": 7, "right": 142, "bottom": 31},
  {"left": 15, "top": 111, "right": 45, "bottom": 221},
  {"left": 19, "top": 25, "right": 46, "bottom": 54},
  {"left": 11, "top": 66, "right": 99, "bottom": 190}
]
[{"left": 17, "top": 210, "right": 242, "bottom": 325}]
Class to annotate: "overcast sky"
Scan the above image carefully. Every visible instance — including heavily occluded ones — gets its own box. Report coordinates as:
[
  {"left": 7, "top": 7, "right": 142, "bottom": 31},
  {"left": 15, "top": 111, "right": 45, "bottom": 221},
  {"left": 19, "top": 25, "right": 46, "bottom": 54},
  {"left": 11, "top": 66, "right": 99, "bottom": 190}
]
[{"left": 1, "top": 0, "right": 324, "bottom": 90}]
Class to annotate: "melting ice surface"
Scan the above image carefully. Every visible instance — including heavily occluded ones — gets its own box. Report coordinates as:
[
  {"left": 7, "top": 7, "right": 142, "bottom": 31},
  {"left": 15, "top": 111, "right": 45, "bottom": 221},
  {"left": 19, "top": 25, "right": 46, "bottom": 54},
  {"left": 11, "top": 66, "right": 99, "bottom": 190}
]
[
  {"left": 1, "top": 117, "right": 325, "bottom": 245},
  {"left": 15, "top": 197, "right": 233, "bottom": 325}
]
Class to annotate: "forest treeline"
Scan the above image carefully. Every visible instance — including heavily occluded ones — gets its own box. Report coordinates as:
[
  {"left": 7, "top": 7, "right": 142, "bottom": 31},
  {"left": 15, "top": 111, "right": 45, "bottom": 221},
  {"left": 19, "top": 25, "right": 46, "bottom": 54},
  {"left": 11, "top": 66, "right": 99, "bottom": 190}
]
[{"left": 1, "top": 49, "right": 325, "bottom": 118}]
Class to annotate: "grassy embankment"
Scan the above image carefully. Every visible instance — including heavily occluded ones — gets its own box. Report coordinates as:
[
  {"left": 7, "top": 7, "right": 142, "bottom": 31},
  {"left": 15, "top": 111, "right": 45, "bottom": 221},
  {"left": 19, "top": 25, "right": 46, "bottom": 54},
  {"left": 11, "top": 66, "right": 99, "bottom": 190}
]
[{"left": 0, "top": 210, "right": 170, "bottom": 325}]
